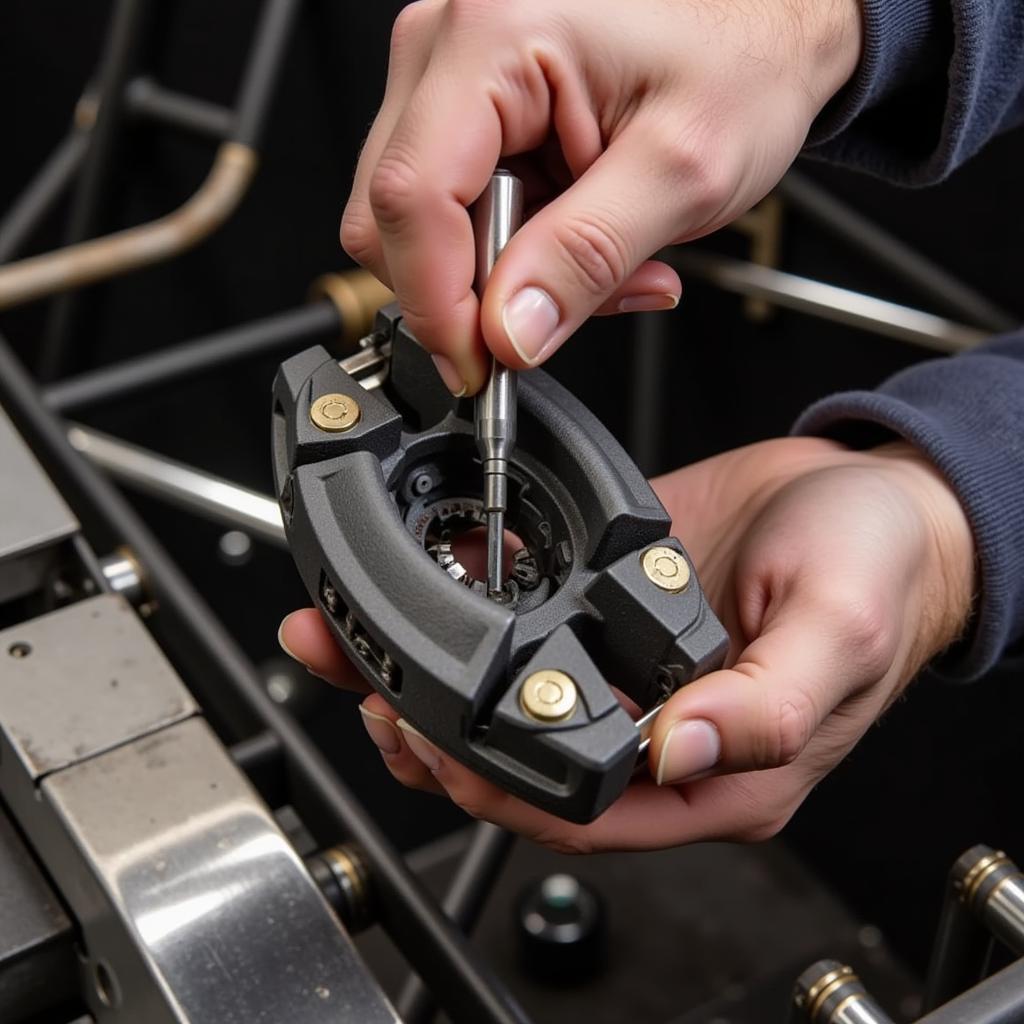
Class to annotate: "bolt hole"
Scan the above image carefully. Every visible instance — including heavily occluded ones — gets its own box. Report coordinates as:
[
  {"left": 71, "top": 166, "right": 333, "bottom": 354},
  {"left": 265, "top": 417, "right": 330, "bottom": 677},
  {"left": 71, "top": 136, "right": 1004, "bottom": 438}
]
[
  {"left": 8, "top": 642, "right": 31, "bottom": 659},
  {"left": 94, "top": 959, "right": 121, "bottom": 1009}
]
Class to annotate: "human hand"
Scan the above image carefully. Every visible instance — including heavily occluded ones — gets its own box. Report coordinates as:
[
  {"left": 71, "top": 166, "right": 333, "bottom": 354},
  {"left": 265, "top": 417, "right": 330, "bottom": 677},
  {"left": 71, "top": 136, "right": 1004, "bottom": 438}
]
[
  {"left": 280, "top": 437, "right": 974, "bottom": 852},
  {"left": 341, "top": 0, "right": 862, "bottom": 395}
]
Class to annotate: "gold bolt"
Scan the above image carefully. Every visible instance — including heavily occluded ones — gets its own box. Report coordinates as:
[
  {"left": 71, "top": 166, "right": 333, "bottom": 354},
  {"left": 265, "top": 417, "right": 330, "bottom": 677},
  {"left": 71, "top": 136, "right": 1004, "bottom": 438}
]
[
  {"left": 642, "top": 546, "right": 690, "bottom": 593},
  {"left": 310, "top": 393, "right": 361, "bottom": 432},
  {"left": 520, "top": 670, "right": 578, "bottom": 723}
]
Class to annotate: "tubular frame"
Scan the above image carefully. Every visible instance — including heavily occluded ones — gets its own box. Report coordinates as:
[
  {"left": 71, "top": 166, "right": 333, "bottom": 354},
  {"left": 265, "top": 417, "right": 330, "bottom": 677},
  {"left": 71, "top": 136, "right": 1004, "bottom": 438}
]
[{"left": 0, "top": 332, "right": 532, "bottom": 1024}]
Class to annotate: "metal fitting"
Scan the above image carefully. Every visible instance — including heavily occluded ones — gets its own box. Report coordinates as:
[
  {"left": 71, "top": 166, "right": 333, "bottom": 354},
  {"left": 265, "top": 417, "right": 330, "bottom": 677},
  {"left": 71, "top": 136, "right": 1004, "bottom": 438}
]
[
  {"left": 793, "top": 960, "right": 893, "bottom": 1024},
  {"left": 305, "top": 843, "right": 373, "bottom": 934},
  {"left": 99, "top": 547, "right": 146, "bottom": 608},
  {"left": 641, "top": 546, "right": 690, "bottom": 593},
  {"left": 309, "top": 270, "right": 395, "bottom": 348},
  {"left": 520, "top": 670, "right": 578, "bottom": 723},
  {"left": 952, "top": 845, "right": 1024, "bottom": 955},
  {"left": 310, "top": 393, "right": 360, "bottom": 433}
]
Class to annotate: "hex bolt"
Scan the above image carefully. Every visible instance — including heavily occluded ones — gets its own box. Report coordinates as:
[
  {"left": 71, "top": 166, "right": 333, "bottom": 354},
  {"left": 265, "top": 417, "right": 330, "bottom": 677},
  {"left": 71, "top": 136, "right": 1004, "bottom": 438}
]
[
  {"left": 310, "top": 393, "right": 361, "bottom": 432},
  {"left": 520, "top": 670, "right": 578, "bottom": 722},
  {"left": 641, "top": 546, "right": 691, "bottom": 593}
]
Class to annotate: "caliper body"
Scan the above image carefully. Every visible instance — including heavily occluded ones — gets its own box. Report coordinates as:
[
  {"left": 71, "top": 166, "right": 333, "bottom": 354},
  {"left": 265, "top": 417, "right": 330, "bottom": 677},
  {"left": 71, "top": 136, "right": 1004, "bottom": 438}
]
[{"left": 272, "top": 305, "right": 727, "bottom": 823}]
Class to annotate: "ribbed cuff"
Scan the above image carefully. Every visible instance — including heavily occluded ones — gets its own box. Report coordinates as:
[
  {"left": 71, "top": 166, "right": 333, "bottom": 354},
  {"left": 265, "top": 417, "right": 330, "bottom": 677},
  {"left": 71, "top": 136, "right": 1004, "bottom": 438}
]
[
  {"left": 793, "top": 337, "right": 1024, "bottom": 681},
  {"left": 805, "top": 0, "right": 952, "bottom": 181}
]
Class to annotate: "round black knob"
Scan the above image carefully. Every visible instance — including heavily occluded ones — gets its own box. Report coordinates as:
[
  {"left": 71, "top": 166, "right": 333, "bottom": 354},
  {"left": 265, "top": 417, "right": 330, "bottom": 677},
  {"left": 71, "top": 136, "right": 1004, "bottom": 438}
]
[{"left": 516, "top": 873, "right": 607, "bottom": 985}]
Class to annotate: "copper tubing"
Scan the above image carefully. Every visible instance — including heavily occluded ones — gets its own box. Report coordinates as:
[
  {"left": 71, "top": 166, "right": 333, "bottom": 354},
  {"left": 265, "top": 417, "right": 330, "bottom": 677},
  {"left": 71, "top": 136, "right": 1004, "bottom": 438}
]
[
  {"left": 0, "top": 141, "right": 256, "bottom": 311},
  {"left": 308, "top": 270, "right": 395, "bottom": 346}
]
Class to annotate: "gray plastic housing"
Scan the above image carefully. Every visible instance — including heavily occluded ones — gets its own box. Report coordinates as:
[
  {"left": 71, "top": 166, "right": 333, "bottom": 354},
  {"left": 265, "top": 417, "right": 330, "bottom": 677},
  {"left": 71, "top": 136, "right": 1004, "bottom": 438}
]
[{"left": 272, "top": 305, "right": 727, "bottom": 823}]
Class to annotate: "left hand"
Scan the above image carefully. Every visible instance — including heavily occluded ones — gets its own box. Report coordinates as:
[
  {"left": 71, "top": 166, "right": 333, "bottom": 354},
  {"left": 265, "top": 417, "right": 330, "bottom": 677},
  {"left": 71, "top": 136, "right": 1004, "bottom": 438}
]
[{"left": 279, "top": 437, "right": 975, "bottom": 852}]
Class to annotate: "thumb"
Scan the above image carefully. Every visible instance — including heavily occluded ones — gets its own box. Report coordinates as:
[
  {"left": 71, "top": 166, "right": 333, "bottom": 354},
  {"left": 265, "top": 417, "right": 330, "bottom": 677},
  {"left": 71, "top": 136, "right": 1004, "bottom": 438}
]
[
  {"left": 648, "top": 607, "right": 869, "bottom": 786},
  {"left": 480, "top": 122, "right": 693, "bottom": 368}
]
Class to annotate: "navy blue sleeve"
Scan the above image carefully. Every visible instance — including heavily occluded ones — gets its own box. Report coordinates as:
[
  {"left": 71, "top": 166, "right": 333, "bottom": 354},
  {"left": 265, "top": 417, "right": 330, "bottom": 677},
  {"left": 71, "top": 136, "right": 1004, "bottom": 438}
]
[
  {"left": 806, "top": 0, "right": 1024, "bottom": 183},
  {"left": 793, "top": 333, "right": 1024, "bottom": 680}
]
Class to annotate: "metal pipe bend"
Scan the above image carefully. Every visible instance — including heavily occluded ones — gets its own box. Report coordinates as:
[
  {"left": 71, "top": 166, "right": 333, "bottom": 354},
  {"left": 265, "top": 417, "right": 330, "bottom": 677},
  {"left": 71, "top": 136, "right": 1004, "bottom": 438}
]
[{"left": 0, "top": 141, "right": 257, "bottom": 311}]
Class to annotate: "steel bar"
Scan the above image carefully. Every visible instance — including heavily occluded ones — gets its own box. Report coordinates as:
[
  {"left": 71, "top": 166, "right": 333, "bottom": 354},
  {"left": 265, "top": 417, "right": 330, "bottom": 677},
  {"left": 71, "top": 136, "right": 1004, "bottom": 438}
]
[
  {"left": 66, "top": 424, "right": 286, "bottom": 546},
  {"left": 918, "top": 958, "right": 1024, "bottom": 1024},
  {"left": 926, "top": 847, "right": 1024, "bottom": 1011},
  {"left": 0, "top": 132, "right": 91, "bottom": 264},
  {"left": 925, "top": 884, "right": 994, "bottom": 1011},
  {"left": 0, "top": 333, "right": 532, "bottom": 1024},
  {"left": 628, "top": 311, "right": 670, "bottom": 476},
  {"left": 667, "top": 249, "right": 990, "bottom": 353},
  {"left": 0, "top": 0, "right": 301, "bottom": 315},
  {"left": 125, "top": 77, "right": 235, "bottom": 139},
  {"left": 60, "top": 336, "right": 390, "bottom": 541},
  {"left": 39, "top": 0, "right": 155, "bottom": 380},
  {"left": 778, "top": 170, "right": 1018, "bottom": 332},
  {"left": 45, "top": 301, "right": 340, "bottom": 414},
  {"left": 231, "top": 0, "right": 302, "bottom": 150},
  {"left": 397, "top": 824, "right": 517, "bottom": 1024}
]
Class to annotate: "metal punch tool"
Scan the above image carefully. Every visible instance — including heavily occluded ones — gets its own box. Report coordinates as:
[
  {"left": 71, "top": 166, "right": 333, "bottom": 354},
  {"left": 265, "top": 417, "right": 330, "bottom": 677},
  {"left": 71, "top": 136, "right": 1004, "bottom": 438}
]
[
  {"left": 473, "top": 170, "right": 522, "bottom": 599},
  {"left": 271, "top": 249, "right": 727, "bottom": 826}
]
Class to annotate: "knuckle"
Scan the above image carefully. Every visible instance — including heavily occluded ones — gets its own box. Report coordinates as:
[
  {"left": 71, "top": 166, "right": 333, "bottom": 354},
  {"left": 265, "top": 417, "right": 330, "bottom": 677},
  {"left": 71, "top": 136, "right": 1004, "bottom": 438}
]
[
  {"left": 757, "top": 690, "right": 817, "bottom": 769},
  {"left": 339, "top": 199, "right": 377, "bottom": 265},
  {"left": 368, "top": 150, "right": 421, "bottom": 229},
  {"left": 735, "top": 810, "right": 793, "bottom": 843},
  {"left": 389, "top": 1, "right": 434, "bottom": 54},
  {"left": 446, "top": 0, "right": 496, "bottom": 27},
  {"left": 533, "top": 827, "right": 594, "bottom": 856},
  {"left": 442, "top": 777, "right": 492, "bottom": 822},
  {"left": 840, "top": 598, "right": 895, "bottom": 680},
  {"left": 552, "top": 214, "right": 631, "bottom": 297},
  {"left": 659, "top": 132, "right": 732, "bottom": 229}
]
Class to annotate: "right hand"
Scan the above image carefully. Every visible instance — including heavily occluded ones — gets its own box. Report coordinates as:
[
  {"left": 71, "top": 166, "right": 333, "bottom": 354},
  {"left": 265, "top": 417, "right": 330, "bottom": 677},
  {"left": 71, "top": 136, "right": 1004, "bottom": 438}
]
[{"left": 341, "top": 0, "right": 863, "bottom": 394}]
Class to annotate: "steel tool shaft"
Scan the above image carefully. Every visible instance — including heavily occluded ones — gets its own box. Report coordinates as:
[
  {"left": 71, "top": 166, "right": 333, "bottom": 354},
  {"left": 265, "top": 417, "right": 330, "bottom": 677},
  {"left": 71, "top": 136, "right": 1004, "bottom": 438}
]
[{"left": 473, "top": 170, "right": 523, "bottom": 597}]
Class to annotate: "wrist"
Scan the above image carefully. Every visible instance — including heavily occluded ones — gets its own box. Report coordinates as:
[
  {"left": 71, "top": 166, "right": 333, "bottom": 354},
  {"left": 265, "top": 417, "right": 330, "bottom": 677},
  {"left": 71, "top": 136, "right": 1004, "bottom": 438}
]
[
  {"left": 869, "top": 440, "right": 976, "bottom": 656},
  {"left": 804, "top": 0, "right": 864, "bottom": 108}
]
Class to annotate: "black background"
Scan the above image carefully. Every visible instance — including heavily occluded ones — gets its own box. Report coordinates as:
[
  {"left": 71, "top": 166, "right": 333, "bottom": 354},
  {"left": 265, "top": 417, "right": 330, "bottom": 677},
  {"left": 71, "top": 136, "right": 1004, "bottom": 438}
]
[{"left": 2, "top": 0, "right": 1023, "bottom": 986}]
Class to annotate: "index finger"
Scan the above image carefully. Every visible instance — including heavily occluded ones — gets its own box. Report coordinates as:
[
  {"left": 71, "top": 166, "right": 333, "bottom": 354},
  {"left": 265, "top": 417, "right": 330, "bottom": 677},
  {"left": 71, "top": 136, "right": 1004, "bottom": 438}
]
[{"left": 367, "top": 77, "right": 505, "bottom": 395}]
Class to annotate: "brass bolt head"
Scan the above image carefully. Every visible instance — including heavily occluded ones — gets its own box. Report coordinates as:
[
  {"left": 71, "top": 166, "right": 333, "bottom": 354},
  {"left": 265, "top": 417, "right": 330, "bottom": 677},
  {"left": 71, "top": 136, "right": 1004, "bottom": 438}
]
[
  {"left": 642, "top": 546, "right": 690, "bottom": 593},
  {"left": 310, "top": 393, "right": 361, "bottom": 432},
  {"left": 520, "top": 670, "right": 578, "bottom": 723}
]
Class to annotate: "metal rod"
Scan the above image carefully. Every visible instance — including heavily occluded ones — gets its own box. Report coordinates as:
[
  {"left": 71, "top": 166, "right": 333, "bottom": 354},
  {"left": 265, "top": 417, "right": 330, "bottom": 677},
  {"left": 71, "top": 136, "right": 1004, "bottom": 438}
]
[
  {"left": 926, "top": 846, "right": 1024, "bottom": 1011},
  {"left": 60, "top": 339, "right": 391, "bottom": 541},
  {"left": 628, "top": 311, "right": 669, "bottom": 476},
  {"left": 45, "top": 301, "right": 340, "bottom": 414},
  {"left": 66, "top": 423, "right": 287, "bottom": 546},
  {"left": 397, "top": 824, "right": 517, "bottom": 1024},
  {"left": 778, "top": 170, "right": 1018, "bottom": 333},
  {"left": 0, "top": 131, "right": 91, "bottom": 264},
  {"left": 39, "top": 0, "right": 155, "bottom": 380},
  {"left": 925, "top": 877, "right": 995, "bottom": 1010},
  {"left": 231, "top": 0, "right": 302, "bottom": 150},
  {"left": 0, "top": 332, "right": 533, "bottom": 1024},
  {"left": 0, "top": 140, "right": 257, "bottom": 313},
  {"left": 473, "top": 170, "right": 523, "bottom": 596},
  {"left": 918, "top": 958, "right": 1024, "bottom": 1024},
  {"left": 0, "top": 0, "right": 302, "bottom": 314},
  {"left": 125, "top": 77, "right": 235, "bottom": 139},
  {"left": 667, "top": 249, "right": 990, "bottom": 353}
]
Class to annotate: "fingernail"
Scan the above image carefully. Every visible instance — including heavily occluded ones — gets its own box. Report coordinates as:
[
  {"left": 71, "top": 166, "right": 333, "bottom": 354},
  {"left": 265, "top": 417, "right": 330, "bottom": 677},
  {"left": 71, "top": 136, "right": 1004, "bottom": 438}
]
[
  {"left": 618, "top": 293, "right": 679, "bottom": 314},
  {"left": 359, "top": 706, "right": 401, "bottom": 755},
  {"left": 277, "top": 613, "right": 301, "bottom": 663},
  {"left": 430, "top": 353, "right": 466, "bottom": 397},
  {"left": 656, "top": 719, "right": 721, "bottom": 785},
  {"left": 502, "top": 287, "right": 560, "bottom": 365},
  {"left": 396, "top": 718, "right": 442, "bottom": 770}
]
